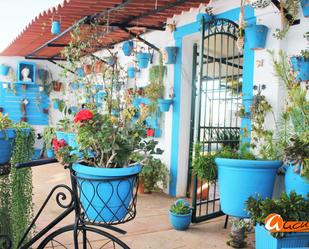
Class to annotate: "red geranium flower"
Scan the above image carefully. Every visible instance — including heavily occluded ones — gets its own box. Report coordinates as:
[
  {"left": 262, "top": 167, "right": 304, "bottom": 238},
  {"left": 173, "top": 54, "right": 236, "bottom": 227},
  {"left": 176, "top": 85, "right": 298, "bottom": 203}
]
[
  {"left": 52, "top": 138, "right": 67, "bottom": 153},
  {"left": 74, "top": 109, "right": 94, "bottom": 123}
]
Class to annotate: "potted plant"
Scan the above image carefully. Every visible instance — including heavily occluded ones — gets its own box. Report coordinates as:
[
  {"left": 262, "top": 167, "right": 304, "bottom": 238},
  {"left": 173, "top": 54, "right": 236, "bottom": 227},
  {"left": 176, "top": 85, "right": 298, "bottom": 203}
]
[
  {"left": 245, "top": 24, "right": 269, "bottom": 50},
  {"left": 42, "top": 126, "right": 56, "bottom": 158},
  {"left": 301, "top": 0, "right": 309, "bottom": 17},
  {"left": 82, "top": 64, "right": 92, "bottom": 75},
  {"left": 0, "top": 113, "right": 15, "bottom": 164},
  {"left": 0, "top": 64, "right": 10, "bottom": 76},
  {"left": 127, "top": 66, "right": 136, "bottom": 79},
  {"left": 290, "top": 49, "right": 309, "bottom": 82},
  {"left": 169, "top": 199, "right": 192, "bottom": 231},
  {"left": 136, "top": 51, "right": 150, "bottom": 69},
  {"left": 122, "top": 40, "right": 134, "bottom": 56},
  {"left": 163, "top": 47, "right": 178, "bottom": 64},
  {"left": 76, "top": 67, "right": 84, "bottom": 77},
  {"left": 246, "top": 192, "right": 309, "bottom": 249},
  {"left": 94, "top": 60, "right": 103, "bottom": 74},
  {"left": 227, "top": 218, "right": 251, "bottom": 248},
  {"left": 56, "top": 117, "right": 71, "bottom": 144}
]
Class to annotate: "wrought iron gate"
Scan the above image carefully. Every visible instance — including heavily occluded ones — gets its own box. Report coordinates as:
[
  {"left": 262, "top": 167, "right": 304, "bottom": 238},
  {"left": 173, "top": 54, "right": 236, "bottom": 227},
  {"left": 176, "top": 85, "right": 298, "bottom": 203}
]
[{"left": 189, "top": 18, "right": 243, "bottom": 223}]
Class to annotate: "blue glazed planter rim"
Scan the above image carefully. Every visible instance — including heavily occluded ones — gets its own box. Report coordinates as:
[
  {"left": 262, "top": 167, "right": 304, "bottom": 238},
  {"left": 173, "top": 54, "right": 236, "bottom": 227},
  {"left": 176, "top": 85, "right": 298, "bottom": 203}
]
[
  {"left": 215, "top": 158, "right": 282, "bottom": 168},
  {"left": 158, "top": 98, "right": 173, "bottom": 104}
]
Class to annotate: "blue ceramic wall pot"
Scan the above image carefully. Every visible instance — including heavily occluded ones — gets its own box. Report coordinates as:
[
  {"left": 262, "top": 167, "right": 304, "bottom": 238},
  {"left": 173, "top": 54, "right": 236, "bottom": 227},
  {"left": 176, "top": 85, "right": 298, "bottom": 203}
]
[
  {"left": 51, "top": 21, "right": 61, "bottom": 35},
  {"left": 301, "top": 0, "right": 309, "bottom": 17},
  {"left": 158, "top": 98, "right": 173, "bottom": 112},
  {"left": 55, "top": 131, "right": 69, "bottom": 144},
  {"left": 215, "top": 158, "right": 282, "bottom": 218},
  {"left": 285, "top": 165, "right": 309, "bottom": 198},
  {"left": 245, "top": 24, "right": 268, "bottom": 50},
  {"left": 53, "top": 100, "right": 59, "bottom": 109},
  {"left": 0, "top": 65, "right": 10, "bottom": 76},
  {"left": 290, "top": 56, "right": 309, "bottom": 81},
  {"left": 136, "top": 52, "right": 150, "bottom": 69},
  {"left": 107, "top": 57, "right": 116, "bottom": 66},
  {"left": 127, "top": 67, "right": 136, "bottom": 78},
  {"left": 169, "top": 211, "right": 192, "bottom": 231},
  {"left": 164, "top": 47, "right": 178, "bottom": 64},
  {"left": 122, "top": 41, "right": 134, "bottom": 56},
  {"left": 76, "top": 67, "right": 84, "bottom": 77},
  {"left": 72, "top": 163, "right": 141, "bottom": 222},
  {"left": 0, "top": 128, "right": 15, "bottom": 164},
  {"left": 196, "top": 13, "right": 212, "bottom": 23},
  {"left": 46, "top": 148, "right": 55, "bottom": 158}
]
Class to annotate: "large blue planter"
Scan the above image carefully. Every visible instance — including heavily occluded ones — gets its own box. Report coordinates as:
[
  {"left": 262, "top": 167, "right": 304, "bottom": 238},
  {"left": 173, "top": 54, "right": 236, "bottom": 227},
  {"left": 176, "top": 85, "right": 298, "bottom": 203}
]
[
  {"left": 301, "top": 0, "right": 309, "bottom": 17},
  {"left": 127, "top": 67, "right": 136, "bottom": 78},
  {"left": 290, "top": 56, "right": 309, "bottom": 82},
  {"left": 169, "top": 211, "right": 192, "bottom": 231},
  {"left": 285, "top": 165, "right": 309, "bottom": 198},
  {"left": 51, "top": 21, "right": 61, "bottom": 35},
  {"left": 158, "top": 98, "right": 173, "bottom": 112},
  {"left": 0, "top": 129, "right": 15, "bottom": 164},
  {"left": 46, "top": 148, "right": 55, "bottom": 158},
  {"left": 136, "top": 53, "right": 150, "bottom": 69},
  {"left": 245, "top": 24, "right": 268, "bottom": 50},
  {"left": 55, "top": 131, "right": 69, "bottom": 144},
  {"left": 255, "top": 224, "right": 309, "bottom": 249},
  {"left": 196, "top": 13, "right": 212, "bottom": 23},
  {"left": 122, "top": 41, "right": 134, "bottom": 56},
  {"left": 215, "top": 158, "right": 282, "bottom": 218},
  {"left": 67, "top": 133, "right": 78, "bottom": 149},
  {"left": 72, "top": 163, "right": 141, "bottom": 222},
  {"left": 0, "top": 65, "right": 10, "bottom": 76},
  {"left": 164, "top": 47, "right": 178, "bottom": 64}
]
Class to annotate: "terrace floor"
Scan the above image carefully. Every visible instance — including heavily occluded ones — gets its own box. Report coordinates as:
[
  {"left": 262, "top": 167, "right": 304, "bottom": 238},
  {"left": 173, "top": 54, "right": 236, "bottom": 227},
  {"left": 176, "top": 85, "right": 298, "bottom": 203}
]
[{"left": 32, "top": 163, "right": 255, "bottom": 248}]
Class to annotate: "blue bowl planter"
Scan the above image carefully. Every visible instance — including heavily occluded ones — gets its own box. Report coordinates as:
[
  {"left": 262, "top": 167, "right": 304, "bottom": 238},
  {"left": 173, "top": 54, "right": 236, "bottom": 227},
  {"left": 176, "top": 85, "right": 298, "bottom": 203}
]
[
  {"left": 0, "top": 65, "right": 10, "bottom": 76},
  {"left": 136, "top": 52, "right": 150, "bottom": 69},
  {"left": 158, "top": 98, "right": 173, "bottom": 112},
  {"left": 255, "top": 224, "right": 309, "bottom": 249},
  {"left": 55, "top": 131, "right": 69, "bottom": 144},
  {"left": 0, "top": 128, "right": 15, "bottom": 164},
  {"left": 164, "top": 47, "right": 178, "bottom": 64},
  {"left": 196, "top": 13, "right": 212, "bottom": 22},
  {"left": 122, "top": 41, "right": 134, "bottom": 56},
  {"left": 169, "top": 210, "right": 192, "bottom": 231},
  {"left": 51, "top": 21, "right": 61, "bottom": 35},
  {"left": 67, "top": 133, "right": 78, "bottom": 149},
  {"left": 72, "top": 163, "right": 141, "bottom": 222},
  {"left": 245, "top": 24, "right": 268, "bottom": 50},
  {"left": 46, "top": 148, "right": 55, "bottom": 158},
  {"left": 215, "top": 158, "right": 282, "bottom": 218},
  {"left": 290, "top": 56, "right": 309, "bottom": 82},
  {"left": 301, "top": 0, "right": 309, "bottom": 17},
  {"left": 127, "top": 67, "right": 136, "bottom": 78},
  {"left": 284, "top": 165, "right": 309, "bottom": 198}
]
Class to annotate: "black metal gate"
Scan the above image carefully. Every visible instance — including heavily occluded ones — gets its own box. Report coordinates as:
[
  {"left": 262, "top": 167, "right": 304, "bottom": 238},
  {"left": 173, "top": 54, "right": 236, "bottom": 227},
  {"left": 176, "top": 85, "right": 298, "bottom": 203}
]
[{"left": 189, "top": 18, "right": 243, "bottom": 223}]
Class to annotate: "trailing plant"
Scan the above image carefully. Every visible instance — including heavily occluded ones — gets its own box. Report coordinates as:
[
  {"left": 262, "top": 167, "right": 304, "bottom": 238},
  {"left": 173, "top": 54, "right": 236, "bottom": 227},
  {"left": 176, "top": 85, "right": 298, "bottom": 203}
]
[
  {"left": 42, "top": 126, "right": 56, "bottom": 150},
  {"left": 170, "top": 199, "right": 191, "bottom": 215}
]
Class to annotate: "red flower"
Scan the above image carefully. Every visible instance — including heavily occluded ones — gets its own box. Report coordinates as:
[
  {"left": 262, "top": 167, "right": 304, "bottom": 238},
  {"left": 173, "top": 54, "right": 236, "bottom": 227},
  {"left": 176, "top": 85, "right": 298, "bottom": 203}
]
[
  {"left": 52, "top": 138, "right": 67, "bottom": 153},
  {"left": 74, "top": 109, "right": 94, "bottom": 123}
]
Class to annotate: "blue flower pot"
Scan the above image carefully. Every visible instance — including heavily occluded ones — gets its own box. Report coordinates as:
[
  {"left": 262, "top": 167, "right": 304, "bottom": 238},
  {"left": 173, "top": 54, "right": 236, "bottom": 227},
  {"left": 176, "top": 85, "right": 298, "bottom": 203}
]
[
  {"left": 285, "top": 165, "right": 309, "bottom": 198},
  {"left": 0, "top": 65, "right": 10, "bottom": 76},
  {"left": 32, "top": 148, "right": 42, "bottom": 160},
  {"left": 76, "top": 67, "right": 84, "bottom": 77},
  {"left": 158, "top": 98, "right": 173, "bottom": 112},
  {"left": 255, "top": 224, "right": 309, "bottom": 249},
  {"left": 245, "top": 24, "right": 268, "bottom": 50},
  {"left": 72, "top": 163, "right": 141, "bottom": 222},
  {"left": 55, "top": 131, "right": 69, "bottom": 143},
  {"left": 132, "top": 98, "right": 141, "bottom": 108},
  {"left": 0, "top": 129, "right": 15, "bottom": 164},
  {"left": 196, "top": 13, "right": 212, "bottom": 23},
  {"left": 51, "top": 21, "right": 61, "bottom": 35},
  {"left": 70, "top": 82, "right": 80, "bottom": 90},
  {"left": 122, "top": 41, "right": 134, "bottom": 56},
  {"left": 53, "top": 100, "right": 59, "bottom": 109},
  {"left": 67, "top": 133, "right": 78, "bottom": 149},
  {"left": 169, "top": 211, "right": 192, "bottom": 231},
  {"left": 107, "top": 57, "right": 116, "bottom": 66},
  {"left": 145, "top": 117, "right": 158, "bottom": 129},
  {"left": 290, "top": 56, "right": 309, "bottom": 82},
  {"left": 301, "top": 0, "right": 309, "bottom": 17},
  {"left": 136, "top": 53, "right": 150, "bottom": 69},
  {"left": 215, "top": 158, "right": 282, "bottom": 218},
  {"left": 46, "top": 148, "right": 55, "bottom": 158},
  {"left": 127, "top": 67, "right": 136, "bottom": 78},
  {"left": 164, "top": 47, "right": 178, "bottom": 64}
]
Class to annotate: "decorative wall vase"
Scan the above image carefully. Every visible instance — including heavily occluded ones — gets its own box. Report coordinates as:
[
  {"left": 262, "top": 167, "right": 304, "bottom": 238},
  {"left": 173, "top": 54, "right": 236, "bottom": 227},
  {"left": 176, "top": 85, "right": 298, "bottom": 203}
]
[
  {"left": 136, "top": 52, "right": 150, "bottom": 69},
  {"left": 158, "top": 98, "right": 173, "bottom": 112},
  {"left": 51, "top": 21, "right": 61, "bottom": 35},
  {"left": 163, "top": 47, "right": 178, "bottom": 64},
  {"left": 285, "top": 165, "right": 309, "bottom": 198},
  {"left": 127, "top": 67, "right": 136, "bottom": 78},
  {"left": 301, "top": 0, "right": 309, "bottom": 17},
  {"left": 122, "top": 41, "right": 134, "bottom": 56},
  {"left": 290, "top": 56, "right": 309, "bottom": 81},
  {"left": 245, "top": 24, "right": 268, "bottom": 50},
  {"left": 52, "top": 81, "right": 62, "bottom": 91},
  {"left": 94, "top": 61, "right": 103, "bottom": 74},
  {"left": 83, "top": 64, "right": 92, "bottom": 75},
  {"left": 0, "top": 65, "right": 10, "bottom": 76},
  {"left": 196, "top": 13, "right": 212, "bottom": 23}
]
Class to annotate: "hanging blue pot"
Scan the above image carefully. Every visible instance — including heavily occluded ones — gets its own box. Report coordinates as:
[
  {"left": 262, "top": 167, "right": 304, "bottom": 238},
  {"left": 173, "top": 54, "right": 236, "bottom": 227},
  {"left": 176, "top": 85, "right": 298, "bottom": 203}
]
[
  {"left": 0, "top": 128, "right": 15, "bottom": 164},
  {"left": 132, "top": 98, "right": 141, "bottom": 108},
  {"left": 169, "top": 211, "right": 192, "bottom": 231},
  {"left": 76, "top": 67, "right": 84, "bottom": 77},
  {"left": 70, "top": 82, "right": 79, "bottom": 90},
  {"left": 285, "top": 165, "right": 309, "bottom": 198},
  {"left": 158, "top": 98, "right": 173, "bottom": 112},
  {"left": 53, "top": 100, "right": 59, "bottom": 109},
  {"left": 67, "top": 133, "right": 78, "bottom": 149},
  {"left": 196, "top": 13, "right": 212, "bottom": 23},
  {"left": 215, "top": 158, "right": 282, "bottom": 218},
  {"left": 55, "top": 131, "right": 69, "bottom": 143},
  {"left": 46, "top": 148, "right": 55, "bottom": 158},
  {"left": 107, "top": 57, "right": 116, "bottom": 66},
  {"left": 122, "top": 41, "right": 134, "bottom": 56},
  {"left": 245, "top": 24, "right": 268, "bottom": 50},
  {"left": 72, "top": 163, "right": 141, "bottom": 222},
  {"left": 164, "top": 47, "right": 178, "bottom": 64},
  {"left": 127, "top": 67, "right": 136, "bottom": 78},
  {"left": 136, "top": 52, "right": 150, "bottom": 69},
  {"left": 0, "top": 65, "right": 10, "bottom": 76},
  {"left": 51, "top": 21, "right": 61, "bottom": 35},
  {"left": 301, "top": 0, "right": 309, "bottom": 17},
  {"left": 290, "top": 56, "right": 309, "bottom": 81}
]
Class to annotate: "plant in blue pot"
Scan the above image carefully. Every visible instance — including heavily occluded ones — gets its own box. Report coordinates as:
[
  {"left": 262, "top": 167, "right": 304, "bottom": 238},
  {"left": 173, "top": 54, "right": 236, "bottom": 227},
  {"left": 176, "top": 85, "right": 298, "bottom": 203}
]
[
  {"left": 136, "top": 51, "right": 151, "bottom": 69},
  {"left": 127, "top": 66, "right": 136, "bottom": 79},
  {"left": 245, "top": 24, "right": 269, "bottom": 50},
  {"left": 169, "top": 199, "right": 192, "bottom": 231},
  {"left": 0, "top": 113, "right": 15, "bottom": 164},
  {"left": 42, "top": 126, "right": 56, "bottom": 158},
  {"left": 122, "top": 41, "right": 134, "bottom": 56},
  {"left": 0, "top": 64, "right": 10, "bottom": 76},
  {"left": 56, "top": 117, "right": 72, "bottom": 144},
  {"left": 301, "top": 0, "right": 309, "bottom": 17},
  {"left": 290, "top": 49, "right": 309, "bottom": 82}
]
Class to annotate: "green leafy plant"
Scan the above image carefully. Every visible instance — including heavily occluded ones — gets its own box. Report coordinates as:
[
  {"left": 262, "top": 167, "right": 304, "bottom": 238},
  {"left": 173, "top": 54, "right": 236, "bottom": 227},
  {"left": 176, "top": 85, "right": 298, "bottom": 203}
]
[
  {"left": 170, "top": 199, "right": 191, "bottom": 215},
  {"left": 0, "top": 113, "right": 13, "bottom": 131},
  {"left": 42, "top": 126, "right": 55, "bottom": 150},
  {"left": 57, "top": 117, "right": 72, "bottom": 132},
  {"left": 216, "top": 129, "right": 240, "bottom": 149}
]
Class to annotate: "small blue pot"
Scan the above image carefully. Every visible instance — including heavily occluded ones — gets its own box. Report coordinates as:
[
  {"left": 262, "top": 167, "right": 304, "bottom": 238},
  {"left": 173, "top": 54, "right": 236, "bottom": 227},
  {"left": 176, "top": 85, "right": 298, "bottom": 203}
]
[
  {"left": 290, "top": 56, "right": 309, "bottom": 82},
  {"left": 70, "top": 82, "right": 80, "bottom": 90},
  {"left": 67, "top": 133, "right": 78, "bottom": 149},
  {"left": 0, "top": 129, "right": 15, "bottom": 164},
  {"left": 122, "top": 41, "right": 134, "bottom": 56},
  {"left": 145, "top": 117, "right": 158, "bottom": 129},
  {"left": 107, "top": 57, "right": 116, "bottom": 66},
  {"left": 0, "top": 65, "right": 10, "bottom": 76},
  {"left": 127, "top": 67, "right": 136, "bottom": 78},
  {"left": 53, "top": 100, "right": 59, "bottom": 109},
  {"left": 51, "top": 21, "right": 61, "bottom": 35},
  {"left": 76, "top": 67, "right": 84, "bottom": 77},
  {"left": 158, "top": 98, "right": 173, "bottom": 112},
  {"left": 72, "top": 163, "right": 141, "bottom": 222},
  {"left": 164, "top": 47, "right": 178, "bottom": 64},
  {"left": 55, "top": 131, "right": 69, "bottom": 143},
  {"left": 132, "top": 98, "right": 141, "bottom": 108},
  {"left": 196, "top": 13, "right": 212, "bottom": 23},
  {"left": 32, "top": 148, "right": 42, "bottom": 160},
  {"left": 245, "top": 24, "right": 268, "bottom": 50},
  {"left": 285, "top": 165, "right": 309, "bottom": 198},
  {"left": 136, "top": 53, "right": 150, "bottom": 69},
  {"left": 169, "top": 211, "right": 192, "bottom": 231},
  {"left": 215, "top": 158, "right": 282, "bottom": 218},
  {"left": 46, "top": 148, "right": 55, "bottom": 158},
  {"left": 255, "top": 224, "right": 309, "bottom": 249},
  {"left": 301, "top": 0, "right": 309, "bottom": 17}
]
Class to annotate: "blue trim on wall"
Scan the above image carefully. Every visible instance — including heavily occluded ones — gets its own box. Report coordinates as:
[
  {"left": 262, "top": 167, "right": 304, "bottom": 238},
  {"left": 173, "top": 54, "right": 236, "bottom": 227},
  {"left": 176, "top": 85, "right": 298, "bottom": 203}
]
[{"left": 169, "top": 6, "right": 256, "bottom": 196}]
